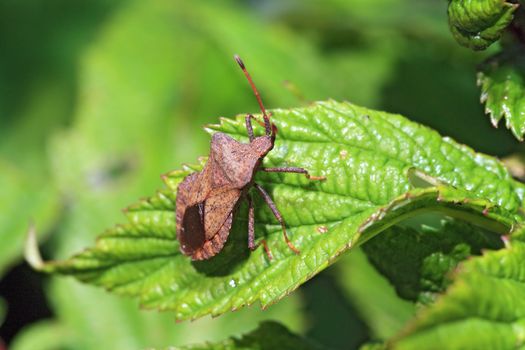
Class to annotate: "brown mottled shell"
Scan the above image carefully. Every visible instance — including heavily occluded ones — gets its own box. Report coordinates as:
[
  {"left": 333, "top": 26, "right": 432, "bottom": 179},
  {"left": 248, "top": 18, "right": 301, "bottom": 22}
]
[{"left": 175, "top": 132, "right": 273, "bottom": 260}]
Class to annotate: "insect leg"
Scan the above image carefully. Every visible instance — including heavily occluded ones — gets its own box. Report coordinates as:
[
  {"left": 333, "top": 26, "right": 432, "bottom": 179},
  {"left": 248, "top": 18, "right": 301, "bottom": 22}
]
[
  {"left": 253, "top": 183, "right": 300, "bottom": 255},
  {"left": 261, "top": 167, "right": 326, "bottom": 181},
  {"left": 247, "top": 193, "right": 272, "bottom": 260},
  {"left": 245, "top": 114, "right": 256, "bottom": 142}
]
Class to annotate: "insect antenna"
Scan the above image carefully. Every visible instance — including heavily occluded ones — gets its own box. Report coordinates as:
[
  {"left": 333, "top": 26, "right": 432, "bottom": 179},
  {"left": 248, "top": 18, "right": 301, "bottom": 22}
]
[{"left": 234, "top": 55, "right": 273, "bottom": 137}]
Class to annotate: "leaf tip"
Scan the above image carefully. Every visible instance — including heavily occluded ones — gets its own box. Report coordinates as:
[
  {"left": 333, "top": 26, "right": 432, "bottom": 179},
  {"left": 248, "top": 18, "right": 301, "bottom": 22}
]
[
  {"left": 489, "top": 115, "right": 500, "bottom": 128},
  {"left": 24, "top": 222, "right": 45, "bottom": 271},
  {"left": 203, "top": 126, "right": 215, "bottom": 135}
]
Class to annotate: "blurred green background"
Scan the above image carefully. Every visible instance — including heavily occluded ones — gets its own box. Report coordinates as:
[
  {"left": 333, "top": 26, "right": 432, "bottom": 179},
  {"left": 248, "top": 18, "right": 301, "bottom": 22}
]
[{"left": 0, "top": 0, "right": 520, "bottom": 349}]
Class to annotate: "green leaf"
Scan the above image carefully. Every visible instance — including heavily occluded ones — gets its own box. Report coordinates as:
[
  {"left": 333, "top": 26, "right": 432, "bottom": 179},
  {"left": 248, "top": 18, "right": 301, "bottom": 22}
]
[
  {"left": 478, "top": 47, "right": 525, "bottom": 141},
  {"left": 163, "top": 321, "right": 325, "bottom": 350},
  {"left": 30, "top": 100, "right": 524, "bottom": 321},
  {"left": 363, "top": 218, "right": 504, "bottom": 304},
  {"left": 391, "top": 233, "right": 525, "bottom": 349},
  {"left": 447, "top": 0, "right": 517, "bottom": 50}
]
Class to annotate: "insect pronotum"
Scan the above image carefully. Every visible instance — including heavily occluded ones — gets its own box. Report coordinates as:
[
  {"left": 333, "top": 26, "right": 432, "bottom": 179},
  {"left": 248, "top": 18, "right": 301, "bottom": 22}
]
[{"left": 175, "top": 55, "right": 325, "bottom": 261}]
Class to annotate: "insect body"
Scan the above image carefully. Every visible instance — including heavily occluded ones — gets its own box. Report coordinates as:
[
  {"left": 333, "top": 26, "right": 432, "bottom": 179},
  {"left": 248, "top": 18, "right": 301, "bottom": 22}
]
[{"left": 176, "top": 55, "right": 324, "bottom": 261}]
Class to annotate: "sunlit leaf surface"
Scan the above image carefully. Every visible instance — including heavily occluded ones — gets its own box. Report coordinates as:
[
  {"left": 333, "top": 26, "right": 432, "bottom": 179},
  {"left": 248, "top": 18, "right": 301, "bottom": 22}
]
[{"left": 30, "top": 100, "right": 524, "bottom": 322}]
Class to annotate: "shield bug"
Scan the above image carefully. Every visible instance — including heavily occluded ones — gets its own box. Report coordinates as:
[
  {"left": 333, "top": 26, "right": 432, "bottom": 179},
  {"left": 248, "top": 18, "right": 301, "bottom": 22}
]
[{"left": 175, "top": 55, "right": 325, "bottom": 261}]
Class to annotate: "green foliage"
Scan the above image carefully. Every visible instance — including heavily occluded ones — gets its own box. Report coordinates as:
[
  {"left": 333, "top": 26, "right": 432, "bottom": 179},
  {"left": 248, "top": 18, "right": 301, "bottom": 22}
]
[
  {"left": 363, "top": 219, "right": 503, "bottom": 304},
  {"left": 162, "top": 321, "right": 325, "bottom": 350},
  {"left": 30, "top": 101, "right": 522, "bottom": 324},
  {"left": 447, "top": 0, "right": 517, "bottom": 50},
  {"left": 478, "top": 47, "right": 525, "bottom": 140},
  {"left": 6, "top": 0, "right": 525, "bottom": 349},
  {"left": 448, "top": 0, "right": 525, "bottom": 141},
  {"left": 391, "top": 234, "right": 525, "bottom": 349}
]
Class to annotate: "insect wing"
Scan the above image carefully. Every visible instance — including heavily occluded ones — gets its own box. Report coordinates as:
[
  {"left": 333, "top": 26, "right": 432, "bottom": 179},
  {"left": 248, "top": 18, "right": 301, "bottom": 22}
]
[
  {"left": 203, "top": 188, "right": 242, "bottom": 240},
  {"left": 192, "top": 211, "right": 234, "bottom": 260},
  {"left": 176, "top": 173, "right": 205, "bottom": 255}
]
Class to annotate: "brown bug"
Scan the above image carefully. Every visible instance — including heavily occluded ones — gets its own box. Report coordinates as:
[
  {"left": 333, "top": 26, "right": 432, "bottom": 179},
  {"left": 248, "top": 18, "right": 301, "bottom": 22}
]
[{"left": 175, "top": 55, "right": 324, "bottom": 261}]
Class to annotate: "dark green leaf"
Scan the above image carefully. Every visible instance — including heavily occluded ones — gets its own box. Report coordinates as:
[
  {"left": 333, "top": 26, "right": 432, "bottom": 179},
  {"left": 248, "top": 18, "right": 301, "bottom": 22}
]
[
  {"left": 392, "top": 232, "right": 525, "bottom": 349},
  {"left": 447, "top": 0, "right": 517, "bottom": 50},
  {"left": 363, "top": 218, "right": 503, "bottom": 304}
]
